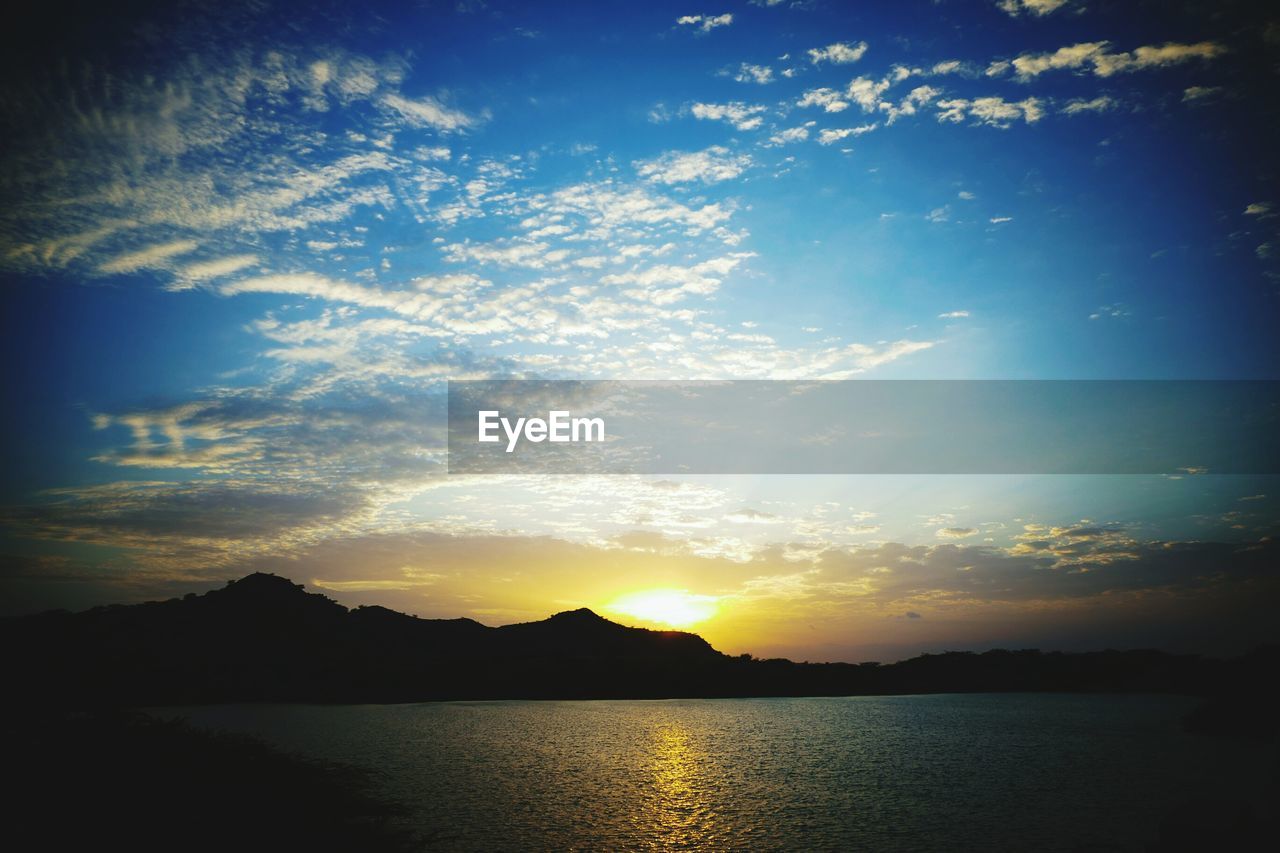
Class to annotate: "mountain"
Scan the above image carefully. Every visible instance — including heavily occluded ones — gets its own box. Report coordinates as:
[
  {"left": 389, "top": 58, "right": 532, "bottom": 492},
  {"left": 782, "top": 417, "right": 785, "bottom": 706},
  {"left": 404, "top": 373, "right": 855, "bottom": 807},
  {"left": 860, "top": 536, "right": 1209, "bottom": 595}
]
[
  {"left": 4, "top": 573, "right": 1276, "bottom": 706},
  {"left": 5, "top": 573, "right": 724, "bottom": 704}
]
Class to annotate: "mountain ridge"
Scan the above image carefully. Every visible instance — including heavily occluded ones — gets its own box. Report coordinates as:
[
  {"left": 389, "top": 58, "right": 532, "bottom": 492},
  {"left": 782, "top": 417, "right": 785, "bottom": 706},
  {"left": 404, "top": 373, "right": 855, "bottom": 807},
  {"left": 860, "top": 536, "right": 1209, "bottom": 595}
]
[{"left": 5, "top": 572, "right": 1276, "bottom": 707}]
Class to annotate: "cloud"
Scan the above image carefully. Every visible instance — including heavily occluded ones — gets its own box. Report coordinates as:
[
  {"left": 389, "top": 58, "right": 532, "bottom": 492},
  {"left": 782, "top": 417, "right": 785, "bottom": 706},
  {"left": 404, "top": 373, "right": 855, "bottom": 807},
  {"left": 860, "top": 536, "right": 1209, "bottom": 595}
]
[
  {"left": 1061, "top": 95, "right": 1117, "bottom": 115},
  {"left": 174, "top": 254, "right": 260, "bottom": 288},
  {"left": 938, "top": 310, "right": 970, "bottom": 319},
  {"left": 936, "top": 96, "right": 1044, "bottom": 127},
  {"left": 817, "top": 124, "right": 877, "bottom": 145},
  {"left": 1089, "top": 303, "right": 1131, "bottom": 320},
  {"left": 0, "top": 44, "right": 458, "bottom": 287},
  {"left": 97, "top": 240, "right": 200, "bottom": 274},
  {"left": 635, "top": 146, "right": 753, "bottom": 184},
  {"left": 1244, "top": 202, "right": 1273, "bottom": 217},
  {"left": 0, "top": 5, "right": 1068, "bottom": 635},
  {"left": 1182, "top": 85, "right": 1223, "bottom": 104},
  {"left": 14, "top": 519, "right": 1274, "bottom": 660},
  {"left": 441, "top": 241, "right": 558, "bottom": 269},
  {"left": 846, "top": 76, "right": 891, "bottom": 111},
  {"left": 600, "top": 253, "right": 755, "bottom": 304},
  {"left": 766, "top": 124, "right": 814, "bottom": 146},
  {"left": 727, "top": 508, "right": 781, "bottom": 524},
  {"left": 380, "top": 93, "right": 475, "bottom": 131},
  {"left": 9, "top": 480, "right": 363, "bottom": 543},
  {"left": 997, "top": 0, "right": 1069, "bottom": 16},
  {"left": 881, "top": 86, "right": 941, "bottom": 123},
  {"left": 220, "top": 273, "right": 451, "bottom": 319},
  {"left": 798, "top": 88, "right": 851, "bottom": 113},
  {"left": 799, "top": 76, "right": 937, "bottom": 126},
  {"left": 1009, "top": 41, "right": 1226, "bottom": 81},
  {"left": 733, "top": 63, "right": 774, "bottom": 84},
  {"left": 690, "top": 101, "right": 767, "bottom": 130},
  {"left": 808, "top": 42, "right": 869, "bottom": 65},
  {"left": 676, "top": 13, "right": 734, "bottom": 33}
]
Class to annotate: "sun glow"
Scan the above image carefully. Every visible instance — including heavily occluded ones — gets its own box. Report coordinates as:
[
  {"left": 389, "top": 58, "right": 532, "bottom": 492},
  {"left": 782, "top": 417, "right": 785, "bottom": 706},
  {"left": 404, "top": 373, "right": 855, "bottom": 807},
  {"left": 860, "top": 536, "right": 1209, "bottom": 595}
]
[{"left": 606, "top": 589, "right": 720, "bottom": 629}]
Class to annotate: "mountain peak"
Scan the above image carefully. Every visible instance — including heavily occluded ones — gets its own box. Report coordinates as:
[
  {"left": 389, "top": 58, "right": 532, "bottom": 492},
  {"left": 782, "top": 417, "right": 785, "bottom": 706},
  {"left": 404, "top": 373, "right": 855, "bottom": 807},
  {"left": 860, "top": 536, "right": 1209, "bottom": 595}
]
[
  {"left": 221, "top": 572, "right": 307, "bottom": 595},
  {"left": 208, "top": 572, "right": 346, "bottom": 619},
  {"left": 547, "top": 607, "right": 608, "bottom": 623}
]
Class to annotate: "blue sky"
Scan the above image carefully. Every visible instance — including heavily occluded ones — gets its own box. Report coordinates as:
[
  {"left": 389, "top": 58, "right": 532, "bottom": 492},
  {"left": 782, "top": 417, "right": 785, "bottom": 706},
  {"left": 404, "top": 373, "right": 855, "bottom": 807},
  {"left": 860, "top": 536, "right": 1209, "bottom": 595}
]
[{"left": 1, "top": 0, "right": 1277, "bottom": 660}]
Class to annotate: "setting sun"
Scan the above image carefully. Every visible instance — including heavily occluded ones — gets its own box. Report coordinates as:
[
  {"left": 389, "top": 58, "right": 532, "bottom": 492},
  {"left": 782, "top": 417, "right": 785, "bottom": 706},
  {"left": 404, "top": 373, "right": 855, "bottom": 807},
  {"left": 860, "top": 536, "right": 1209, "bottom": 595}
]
[{"left": 606, "top": 589, "right": 720, "bottom": 629}]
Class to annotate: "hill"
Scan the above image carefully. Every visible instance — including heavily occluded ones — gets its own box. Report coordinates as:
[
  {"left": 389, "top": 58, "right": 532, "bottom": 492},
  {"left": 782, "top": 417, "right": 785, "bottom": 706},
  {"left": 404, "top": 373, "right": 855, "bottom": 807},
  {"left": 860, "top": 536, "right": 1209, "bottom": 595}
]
[{"left": 4, "top": 573, "right": 1275, "bottom": 706}]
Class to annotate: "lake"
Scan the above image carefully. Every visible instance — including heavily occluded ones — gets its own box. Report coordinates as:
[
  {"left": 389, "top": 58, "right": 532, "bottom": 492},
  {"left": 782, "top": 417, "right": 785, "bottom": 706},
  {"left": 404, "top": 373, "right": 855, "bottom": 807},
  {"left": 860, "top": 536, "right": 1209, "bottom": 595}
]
[{"left": 167, "top": 694, "right": 1270, "bottom": 851}]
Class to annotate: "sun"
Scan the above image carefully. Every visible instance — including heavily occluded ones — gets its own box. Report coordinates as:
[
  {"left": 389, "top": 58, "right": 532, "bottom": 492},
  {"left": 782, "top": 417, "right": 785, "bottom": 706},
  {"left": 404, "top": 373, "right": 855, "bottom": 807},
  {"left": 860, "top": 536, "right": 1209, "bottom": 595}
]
[{"left": 605, "top": 589, "right": 720, "bottom": 629}]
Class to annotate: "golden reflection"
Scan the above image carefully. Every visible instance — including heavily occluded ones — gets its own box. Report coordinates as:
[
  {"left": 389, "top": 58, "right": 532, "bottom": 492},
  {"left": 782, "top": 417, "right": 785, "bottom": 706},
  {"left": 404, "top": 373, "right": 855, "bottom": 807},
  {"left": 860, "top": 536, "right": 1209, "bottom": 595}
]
[{"left": 638, "top": 722, "right": 719, "bottom": 848}]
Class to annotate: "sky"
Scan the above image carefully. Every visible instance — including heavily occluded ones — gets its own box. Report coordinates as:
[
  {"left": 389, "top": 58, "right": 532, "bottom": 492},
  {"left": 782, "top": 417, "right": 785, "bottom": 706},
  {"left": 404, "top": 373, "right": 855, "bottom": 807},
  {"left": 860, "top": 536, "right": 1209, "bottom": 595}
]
[{"left": 1, "top": 0, "right": 1278, "bottom": 662}]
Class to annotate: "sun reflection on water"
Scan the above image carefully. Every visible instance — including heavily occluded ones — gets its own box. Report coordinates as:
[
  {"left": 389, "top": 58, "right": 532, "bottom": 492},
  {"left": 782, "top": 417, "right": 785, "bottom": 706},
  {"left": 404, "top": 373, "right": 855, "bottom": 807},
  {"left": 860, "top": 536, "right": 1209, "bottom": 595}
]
[{"left": 639, "top": 722, "right": 719, "bottom": 849}]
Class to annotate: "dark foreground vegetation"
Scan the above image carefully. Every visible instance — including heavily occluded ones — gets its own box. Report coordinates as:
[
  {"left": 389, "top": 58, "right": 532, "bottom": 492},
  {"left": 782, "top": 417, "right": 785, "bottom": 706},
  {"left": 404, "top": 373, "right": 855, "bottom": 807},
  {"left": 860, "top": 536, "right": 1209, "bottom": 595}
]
[
  {"left": 4, "top": 709, "right": 416, "bottom": 852},
  {"left": 5, "top": 572, "right": 1278, "bottom": 708}
]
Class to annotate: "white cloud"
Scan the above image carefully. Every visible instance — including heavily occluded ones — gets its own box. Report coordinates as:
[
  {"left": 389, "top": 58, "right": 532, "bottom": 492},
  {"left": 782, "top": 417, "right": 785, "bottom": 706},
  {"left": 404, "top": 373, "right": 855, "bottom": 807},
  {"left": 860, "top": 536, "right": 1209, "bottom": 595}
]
[
  {"left": 817, "top": 124, "right": 877, "bottom": 145},
  {"left": 635, "top": 146, "right": 753, "bottom": 184},
  {"left": 380, "top": 93, "right": 475, "bottom": 131},
  {"left": 171, "top": 254, "right": 260, "bottom": 290},
  {"left": 936, "top": 96, "right": 1043, "bottom": 127},
  {"left": 846, "top": 76, "right": 891, "bottom": 111},
  {"left": 690, "top": 101, "right": 767, "bottom": 130},
  {"left": 601, "top": 253, "right": 755, "bottom": 304},
  {"left": 1009, "top": 41, "right": 1225, "bottom": 81},
  {"left": 1089, "top": 303, "right": 1131, "bottom": 320},
  {"left": 677, "top": 13, "right": 734, "bottom": 33},
  {"left": 1061, "top": 95, "right": 1117, "bottom": 115},
  {"left": 733, "top": 63, "right": 774, "bottom": 84},
  {"left": 0, "top": 46, "right": 466, "bottom": 288},
  {"left": 98, "top": 240, "right": 199, "bottom": 274},
  {"left": 1244, "top": 202, "right": 1273, "bottom": 217},
  {"left": 545, "top": 181, "right": 735, "bottom": 237},
  {"left": 1008, "top": 42, "right": 1105, "bottom": 79},
  {"left": 798, "top": 88, "right": 851, "bottom": 113},
  {"left": 880, "top": 85, "right": 940, "bottom": 123},
  {"left": 766, "top": 124, "right": 815, "bottom": 146},
  {"left": 809, "top": 41, "right": 869, "bottom": 65},
  {"left": 220, "top": 273, "right": 449, "bottom": 320},
  {"left": 997, "top": 0, "right": 1069, "bottom": 16},
  {"left": 989, "top": 216, "right": 1013, "bottom": 224},
  {"left": 938, "top": 310, "right": 970, "bottom": 319},
  {"left": 443, "top": 240, "right": 557, "bottom": 269},
  {"left": 1182, "top": 85, "right": 1223, "bottom": 104}
]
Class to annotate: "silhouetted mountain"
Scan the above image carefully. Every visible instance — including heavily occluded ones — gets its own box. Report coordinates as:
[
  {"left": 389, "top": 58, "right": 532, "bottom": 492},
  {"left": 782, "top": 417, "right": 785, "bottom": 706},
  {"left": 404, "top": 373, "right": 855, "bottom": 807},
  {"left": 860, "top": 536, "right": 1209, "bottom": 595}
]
[{"left": 4, "top": 573, "right": 1277, "bottom": 707}]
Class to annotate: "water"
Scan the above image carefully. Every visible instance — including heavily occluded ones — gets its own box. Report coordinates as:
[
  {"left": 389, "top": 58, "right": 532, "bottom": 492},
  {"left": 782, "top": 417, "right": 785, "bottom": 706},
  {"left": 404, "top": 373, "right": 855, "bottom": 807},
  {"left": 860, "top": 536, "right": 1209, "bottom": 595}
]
[{"left": 167, "top": 694, "right": 1271, "bottom": 851}]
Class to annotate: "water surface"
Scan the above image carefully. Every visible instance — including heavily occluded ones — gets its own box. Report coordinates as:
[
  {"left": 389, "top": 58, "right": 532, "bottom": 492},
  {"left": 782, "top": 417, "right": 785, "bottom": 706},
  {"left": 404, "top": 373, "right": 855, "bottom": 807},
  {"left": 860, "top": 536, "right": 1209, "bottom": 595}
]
[{"left": 169, "top": 694, "right": 1269, "bottom": 851}]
